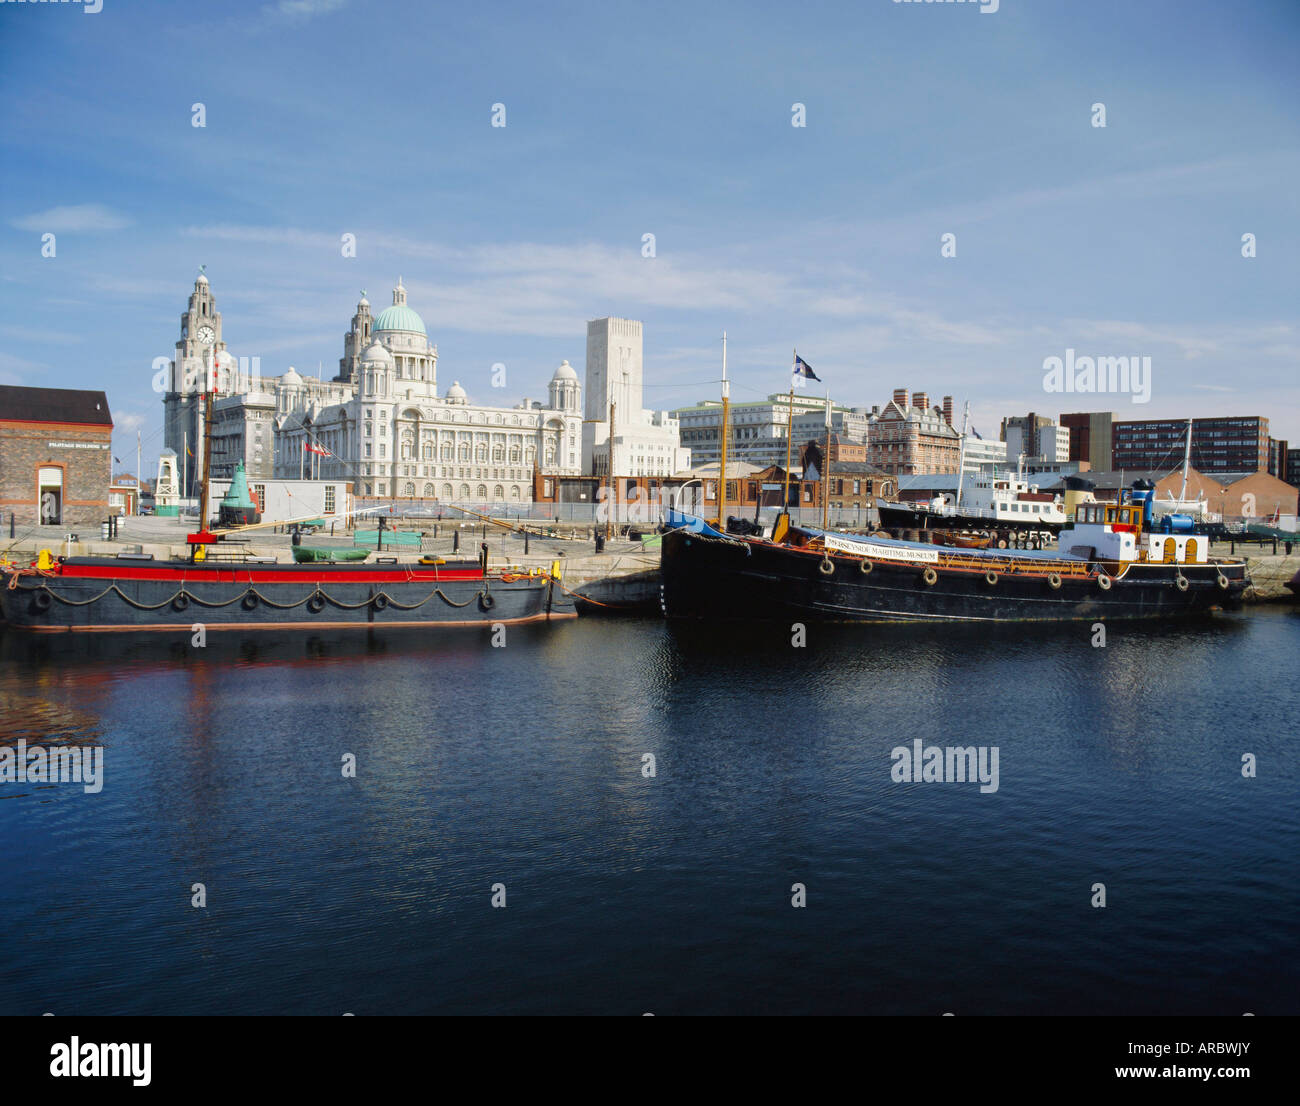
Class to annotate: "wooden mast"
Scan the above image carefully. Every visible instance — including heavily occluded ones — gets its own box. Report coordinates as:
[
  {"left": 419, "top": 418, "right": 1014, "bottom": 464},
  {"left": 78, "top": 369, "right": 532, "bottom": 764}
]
[
  {"left": 783, "top": 352, "right": 795, "bottom": 515},
  {"left": 821, "top": 394, "right": 831, "bottom": 532},
  {"left": 717, "top": 331, "right": 729, "bottom": 529},
  {"left": 606, "top": 399, "right": 616, "bottom": 541}
]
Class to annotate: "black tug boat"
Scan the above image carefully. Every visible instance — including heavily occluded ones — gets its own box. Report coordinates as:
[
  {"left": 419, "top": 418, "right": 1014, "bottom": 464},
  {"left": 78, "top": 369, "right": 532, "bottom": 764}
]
[{"left": 661, "top": 486, "right": 1248, "bottom": 623}]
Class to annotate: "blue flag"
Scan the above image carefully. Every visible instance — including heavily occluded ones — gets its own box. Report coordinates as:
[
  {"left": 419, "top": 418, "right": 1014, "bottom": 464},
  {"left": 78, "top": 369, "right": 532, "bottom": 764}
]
[{"left": 793, "top": 355, "right": 820, "bottom": 382}]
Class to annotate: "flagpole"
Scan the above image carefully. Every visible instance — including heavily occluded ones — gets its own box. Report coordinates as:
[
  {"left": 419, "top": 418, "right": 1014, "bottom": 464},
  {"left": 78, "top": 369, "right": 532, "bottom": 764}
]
[{"left": 136, "top": 430, "right": 142, "bottom": 515}]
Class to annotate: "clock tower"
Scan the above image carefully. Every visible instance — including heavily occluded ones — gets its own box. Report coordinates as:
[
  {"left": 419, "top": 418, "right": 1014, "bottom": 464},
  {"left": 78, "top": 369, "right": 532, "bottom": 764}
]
[{"left": 164, "top": 268, "right": 229, "bottom": 492}]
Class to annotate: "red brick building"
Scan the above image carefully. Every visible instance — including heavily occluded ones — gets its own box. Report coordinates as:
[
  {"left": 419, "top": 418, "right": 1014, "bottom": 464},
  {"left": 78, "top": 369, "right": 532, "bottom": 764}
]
[{"left": 0, "top": 386, "right": 113, "bottom": 528}]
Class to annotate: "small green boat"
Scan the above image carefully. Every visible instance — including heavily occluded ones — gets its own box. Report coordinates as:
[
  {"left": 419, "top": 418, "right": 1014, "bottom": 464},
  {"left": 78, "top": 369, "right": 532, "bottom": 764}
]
[{"left": 291, "top": 546, "right": 371, "bottom": 564}]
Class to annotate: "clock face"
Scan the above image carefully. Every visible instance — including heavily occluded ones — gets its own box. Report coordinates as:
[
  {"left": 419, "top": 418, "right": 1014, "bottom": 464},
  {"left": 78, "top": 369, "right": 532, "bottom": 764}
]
[{"left": 196, "top": 325, "right": 216, "bottom": 346}]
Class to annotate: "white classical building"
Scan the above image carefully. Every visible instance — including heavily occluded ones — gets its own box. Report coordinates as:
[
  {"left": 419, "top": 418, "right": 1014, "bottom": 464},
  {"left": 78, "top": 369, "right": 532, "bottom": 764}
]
[
  {"left": 582, "top": 317, "right": 690, "bottom": 479},
  {"left": 163, "top": 273, "right": 584, "bottom": 504}
]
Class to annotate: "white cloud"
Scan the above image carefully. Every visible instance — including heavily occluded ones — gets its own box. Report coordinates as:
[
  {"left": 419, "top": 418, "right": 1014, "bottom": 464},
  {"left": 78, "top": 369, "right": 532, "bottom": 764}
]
[
  {"left": 260, "top": 0, "right": 348, "bottom": 24},
  {"left": 10, "top": 205, "right": 131, "bottom": 233}
]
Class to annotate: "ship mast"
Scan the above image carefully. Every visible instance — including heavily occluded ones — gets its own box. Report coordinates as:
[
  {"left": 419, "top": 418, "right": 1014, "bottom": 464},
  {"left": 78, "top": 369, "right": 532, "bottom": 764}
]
[
  {"left": 717, "top": 332, "right": 729, "bottom": 529},
  {"left": 1177, "top": 417, "right": 1192, "bottom": 509},
  {"left": 782, "top": 352, "right": 795, "bottom": 519},
  {"left": 955, "top": 401, "right": 970, "bottom": 508},
  {"left": 821, "top": 394, "right": 832, "bottom": 532}
]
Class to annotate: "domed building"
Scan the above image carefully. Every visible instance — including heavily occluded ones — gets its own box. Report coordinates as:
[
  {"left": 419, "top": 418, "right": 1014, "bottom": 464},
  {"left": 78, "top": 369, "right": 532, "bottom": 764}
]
[{"left": 255, "top": 280, "right": 583, "bottom": 502}]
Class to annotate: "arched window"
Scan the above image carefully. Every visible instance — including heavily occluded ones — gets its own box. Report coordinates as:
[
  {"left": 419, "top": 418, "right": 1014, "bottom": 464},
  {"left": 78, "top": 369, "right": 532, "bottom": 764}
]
[
  {"left": 493, "top": 485, "right": 504, "bottom": 500},
  {"left": 442, "top": 484, "right": 453, "bottom": 499},
  {"left": 441, "top": 443, "right": 453, "bottom": 460},
  {"left": 404, "top": 482, "right": 415, "bottom": 497},
  {"left": 510, "top": 486, "right": 522, "bottom": 500},
  {"left": 424, "top": 483, "right": 434, "bottom": 497},
  {"left": 459, "top": 484, "right": 471, "bottom": 499},
  {"left": 477, "top": 484, "right": 487, "bottom": 500}
]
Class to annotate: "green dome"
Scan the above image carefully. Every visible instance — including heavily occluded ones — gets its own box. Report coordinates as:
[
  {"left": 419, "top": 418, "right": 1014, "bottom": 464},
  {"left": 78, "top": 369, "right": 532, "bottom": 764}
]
[{"left": 373, "top": 304, "right": 427, "bottom": 335}]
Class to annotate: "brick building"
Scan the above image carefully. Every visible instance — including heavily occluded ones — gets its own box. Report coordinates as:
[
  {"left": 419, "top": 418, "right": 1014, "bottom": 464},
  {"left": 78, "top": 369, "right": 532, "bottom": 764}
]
[
  {"left": 865, "top": 389, "right": 961, "bottom": 475},
  {"left": 0, "top": 386, "right": 113, "bottom": 528}
]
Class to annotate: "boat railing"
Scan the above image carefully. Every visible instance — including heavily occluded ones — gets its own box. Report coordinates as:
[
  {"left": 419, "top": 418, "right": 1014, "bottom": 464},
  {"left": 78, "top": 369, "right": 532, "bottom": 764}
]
[{"left": 807, "top": 535, "right": 1101, "bottom": 578}]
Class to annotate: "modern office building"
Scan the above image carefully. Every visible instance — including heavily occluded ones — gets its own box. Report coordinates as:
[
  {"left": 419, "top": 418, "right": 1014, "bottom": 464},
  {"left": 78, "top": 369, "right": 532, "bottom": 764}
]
[
  {"left": 1001, "top": 413, "right": 1068, "bottom": 465},
  {"left": 1110, "top": 416, "right": 1270, "bottom": 474},
  {"left": 582, "top": 318, "right": 690, "bottom": 480},
  {"left": 672, "top": 393, "right": 869, "bottom": 469},
  {"left": 1059, "top": 411, "right": 1116, "bottom": 469}
]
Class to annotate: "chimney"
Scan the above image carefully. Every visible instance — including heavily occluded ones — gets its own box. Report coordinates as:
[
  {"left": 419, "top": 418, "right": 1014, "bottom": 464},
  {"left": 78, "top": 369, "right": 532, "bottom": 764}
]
[
  {"left": 893, "top": 388, "right": 909, "bottom": 409},
  {"left": 913, "top": 391, "right": 929, "bottom": 413},
  {"left": 942, "top": 396, "right": 954, "bottom": 426}
]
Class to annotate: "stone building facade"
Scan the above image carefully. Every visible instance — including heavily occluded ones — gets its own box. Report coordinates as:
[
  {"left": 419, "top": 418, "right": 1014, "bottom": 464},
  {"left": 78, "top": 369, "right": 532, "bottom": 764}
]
[{"left": 160, "top": 273, "right": 586, "bottom": 504}]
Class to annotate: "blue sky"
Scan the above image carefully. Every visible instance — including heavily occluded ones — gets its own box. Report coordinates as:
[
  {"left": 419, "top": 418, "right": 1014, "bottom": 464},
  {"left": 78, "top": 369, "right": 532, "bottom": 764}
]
[{"left": 1, "top": 0, "right": 1297, "bottom": 468}]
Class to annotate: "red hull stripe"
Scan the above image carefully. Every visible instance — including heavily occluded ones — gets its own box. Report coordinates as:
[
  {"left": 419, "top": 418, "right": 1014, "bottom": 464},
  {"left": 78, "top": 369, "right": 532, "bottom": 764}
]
[{"left": 54, "top": 564, "right": 492, "bottom": 584}]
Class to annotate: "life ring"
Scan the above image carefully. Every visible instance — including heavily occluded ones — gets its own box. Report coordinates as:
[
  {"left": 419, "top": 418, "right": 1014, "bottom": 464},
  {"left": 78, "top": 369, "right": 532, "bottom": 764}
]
[
  {"left": 479, "top": 592, "right": 496, "bottom": 611},
  {"left": 1215, "top": 573, "right": 1230, "bottom": 590},
  {"left": 371, "top": 593, "right": 389, "bottom": 610},
  {"left": 819, "top": 558, "right": 834, "bottom": 576},
  {"left": 172, "top": 593, "right": 190, "bottom": 611},
  {"left": 307, "top": 593, "right": 326, "bottom": 613},
  {"left": 1097, "top": 574, "right": 1112, "bottom": 591},
  {"left": 241, "top": 592, "right": 258, "bottom": 610},
  {"left": 921, "top": 567, "right": 938, "bottom": 586},
  {"left": 859, "top": 558, "right": 873, "bottom": 575},
  {"left": 984, "top": 571, "right": 998, "bottom": 586},
  {"left": 1046, "top": 573, "right": 1062, "bottom": 590},
  {"left": 32, "top": 589, "right": 52, "bottom": 611},
  {"left": 1174, "top": 574, "right": 1189, "bottom": 592}
]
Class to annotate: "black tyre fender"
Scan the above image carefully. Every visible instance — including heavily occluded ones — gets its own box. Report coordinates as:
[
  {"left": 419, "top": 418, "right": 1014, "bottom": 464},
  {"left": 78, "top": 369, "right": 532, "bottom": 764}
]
[
  {"left": 921, "top": 567, "right": 938, "bottom": 586},
  {"left": 819, "top": 558, "right": 834, "bottom": 576},
  {"left": 172, "top": 593, "right": 190, "bottom": 612},
  {"left": 479, "top": 592, "right": 496, "bottom": 611},
  {"left": 308, "top": 593, "right": 326, "bottom": 613},
  {"left": 371, "top": 593, "right": 389, "bottom": 610},
  {"left": 33, "top": 588, "right": 52, "bottom": 612},
  {"left": 241, "top": 592, "right": 258, "bottom": 610}
]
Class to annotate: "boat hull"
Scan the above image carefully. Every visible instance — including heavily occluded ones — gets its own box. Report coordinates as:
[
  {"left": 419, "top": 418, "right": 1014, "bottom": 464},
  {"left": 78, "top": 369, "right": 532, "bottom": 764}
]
[
  {"left": 1, "top": 558, "right": 575, "bottom": 632},
  {"left": 660, "top": 529, "right": 1248, "bottom": 623}
]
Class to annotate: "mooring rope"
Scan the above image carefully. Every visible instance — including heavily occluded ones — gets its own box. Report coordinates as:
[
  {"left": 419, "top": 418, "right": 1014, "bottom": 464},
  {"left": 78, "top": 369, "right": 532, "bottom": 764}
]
[{"left": 18, "top": 578, "right": 507, "bottom": 614}]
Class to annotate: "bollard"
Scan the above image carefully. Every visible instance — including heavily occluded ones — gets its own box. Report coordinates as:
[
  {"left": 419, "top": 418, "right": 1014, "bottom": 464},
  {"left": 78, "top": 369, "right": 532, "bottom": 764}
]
[
  {"left": 9, "top": 512, "right": 14, "bottom": 539},
  {"left": 453, "top": 530, "right": 460, "bottom": 553},
  {"left": 524, "top": 532, "right": 529, "bottom": 554}
]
